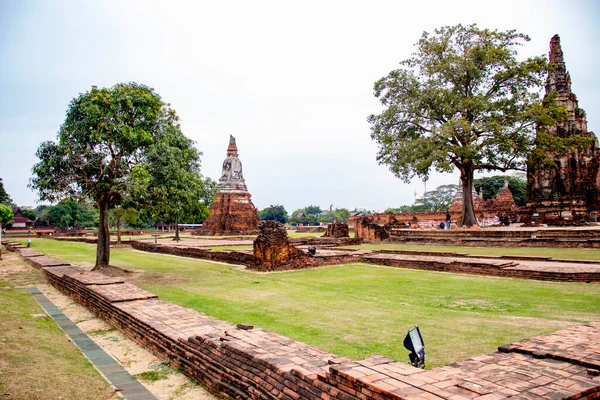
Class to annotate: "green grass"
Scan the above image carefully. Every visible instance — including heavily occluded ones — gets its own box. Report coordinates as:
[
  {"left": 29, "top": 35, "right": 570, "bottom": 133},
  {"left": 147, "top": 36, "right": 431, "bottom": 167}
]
[
  {"left": 18, "top": 239, "right": 600, "bottom": 368},
  {"left": 0, "top": 288, "right": 115, "bottom": 399},
  {"left": 135, "top": 368, "right": 171, "bottom": 382},
  {"left": 340, "top": 243, "right": 600, "bottom": 261}
]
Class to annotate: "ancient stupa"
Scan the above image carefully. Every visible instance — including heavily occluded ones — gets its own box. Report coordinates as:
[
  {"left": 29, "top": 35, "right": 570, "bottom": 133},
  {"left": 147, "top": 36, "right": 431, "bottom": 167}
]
[
  {"left": 199, "top": 135, "right": 259, "bottom": 235},
  {"left": 525, "top": 34, "right": 600, "bottom": 222}
]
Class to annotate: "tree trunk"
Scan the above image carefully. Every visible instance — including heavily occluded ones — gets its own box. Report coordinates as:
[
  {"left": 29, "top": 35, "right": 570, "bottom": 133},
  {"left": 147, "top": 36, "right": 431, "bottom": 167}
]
[
  {"left": 460, "top": 165, "right": 478, "bottom": 227},
  {"left": 0, "top": 222, "right": 3, "bottom": 260},
  {"left": 116, "top": 218, "right": 121, "bottom": 245},
  {"left": 93, "top": 199, "right": 110, "bottom": 271},
  {"left": 174, "top": 215, "right": 180, "bottom": 242}
]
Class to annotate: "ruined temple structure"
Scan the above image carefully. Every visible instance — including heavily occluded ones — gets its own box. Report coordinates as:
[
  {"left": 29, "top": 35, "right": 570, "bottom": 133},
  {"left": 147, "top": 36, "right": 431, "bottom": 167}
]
[
  {"left": 448, "top": 179, "right": 517, "bottom": 217},
  {"left": 525, "top": 34, "right": 600, "bottom": 223},
  {"left": 196, "top": 136, "right": 259, "bottom": 236},
  {"left": 322, "top": 222, "right": 350, "bottom": 238},
  {"left": 253, "top": 221, "right": 306, "bottom": 271}
]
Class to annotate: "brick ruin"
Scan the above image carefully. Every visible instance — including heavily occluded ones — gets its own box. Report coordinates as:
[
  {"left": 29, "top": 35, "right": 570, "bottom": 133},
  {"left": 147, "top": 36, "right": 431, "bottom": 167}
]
[
  {"left": 525, "top": 34, "right": 600, "bottom": 223},
  {"left": 253, "top": 220, "right": 307, "bottom": 271},
  {"left": 196, "top": 136, "right": 259, "bottom": 236},
  {"left": 448, "top": 179, "right": 518, "bottom": 217},
  {"left": 322, "top": 222, "right": 349, "bottom": 238}
]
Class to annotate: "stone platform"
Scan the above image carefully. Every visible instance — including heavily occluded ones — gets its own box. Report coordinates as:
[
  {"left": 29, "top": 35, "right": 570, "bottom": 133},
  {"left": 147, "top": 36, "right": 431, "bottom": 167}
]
[{"left": 3, "top": 239, "right": 600, "bottom": 399}]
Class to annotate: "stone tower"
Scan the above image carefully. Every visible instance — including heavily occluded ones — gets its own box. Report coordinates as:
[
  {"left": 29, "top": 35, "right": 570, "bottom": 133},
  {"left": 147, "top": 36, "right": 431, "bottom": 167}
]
[
  {"left": 525, "top": 35, "right": 600, "bottom": 222},
  {"left": 198, "top": 136, "right": 259, "bottom": 235}
]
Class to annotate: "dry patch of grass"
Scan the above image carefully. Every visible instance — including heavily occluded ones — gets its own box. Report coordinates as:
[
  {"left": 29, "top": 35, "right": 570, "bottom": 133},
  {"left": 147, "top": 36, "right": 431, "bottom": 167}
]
[
  {"left": 0, "top": 289, "right": 116, "bottom": 399},
  {"left": 0, "top": 252, "right": 117, "bottom": 400}
]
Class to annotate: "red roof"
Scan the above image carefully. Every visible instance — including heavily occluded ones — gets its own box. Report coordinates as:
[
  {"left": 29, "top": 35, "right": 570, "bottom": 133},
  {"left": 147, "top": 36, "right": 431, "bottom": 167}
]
[{"left": 13, "top": 207, "right": 32, "bottom": 223}]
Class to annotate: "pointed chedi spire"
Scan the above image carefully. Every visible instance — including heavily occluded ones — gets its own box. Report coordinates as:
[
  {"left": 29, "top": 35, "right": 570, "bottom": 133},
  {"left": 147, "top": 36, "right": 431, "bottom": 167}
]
[
  {"left": 545, "top": 34, "right": 572, "bottom": 96},
  {"left": 227, "top": 135, "right": 239, "bottom": 156}
]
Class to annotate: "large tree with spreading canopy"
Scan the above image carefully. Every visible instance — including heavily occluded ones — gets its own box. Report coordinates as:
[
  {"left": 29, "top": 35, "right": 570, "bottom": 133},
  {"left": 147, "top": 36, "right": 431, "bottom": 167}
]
[
  {"left": 368, "top": 24, "right": 562, "bottom": 226},
  {"left": 31, "top": 82, "right": 207, "bottom": 270}
]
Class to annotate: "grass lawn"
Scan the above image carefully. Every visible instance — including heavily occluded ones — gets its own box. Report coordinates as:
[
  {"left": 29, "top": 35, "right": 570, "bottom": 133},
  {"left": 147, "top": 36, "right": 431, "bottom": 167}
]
[
  {"left": 0, "top": 255, "right": 116, "bottom": 399},
  {"left": 19, "top": 239, "right": 600, "bottom": 368},
  {"left": 341, "top": 243, "right": 600, "bottom": 261}
]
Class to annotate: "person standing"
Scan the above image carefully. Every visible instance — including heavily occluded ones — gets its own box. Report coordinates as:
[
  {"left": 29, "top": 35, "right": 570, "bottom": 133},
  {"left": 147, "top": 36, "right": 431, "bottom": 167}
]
[{"left": 445, "top": 212, "right": 451, "bottom": 230}]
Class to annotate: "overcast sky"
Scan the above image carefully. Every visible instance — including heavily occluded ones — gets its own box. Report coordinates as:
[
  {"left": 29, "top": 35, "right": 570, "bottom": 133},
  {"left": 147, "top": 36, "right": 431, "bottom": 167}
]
[{"left": 1, "top": 0, "right": 599, "bottom": 213}]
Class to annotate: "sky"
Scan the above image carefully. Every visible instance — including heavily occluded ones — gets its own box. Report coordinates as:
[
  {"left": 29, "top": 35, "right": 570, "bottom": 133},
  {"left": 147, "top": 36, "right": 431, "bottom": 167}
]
[{"left": 1, "top": 0, "right": 599, "bottom": 213}]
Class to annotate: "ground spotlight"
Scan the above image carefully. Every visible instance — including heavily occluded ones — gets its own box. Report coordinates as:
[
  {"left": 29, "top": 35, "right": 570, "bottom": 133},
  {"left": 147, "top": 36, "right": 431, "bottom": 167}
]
[{"left": 403, "top": 325, "right": 425, "bottom": 368}]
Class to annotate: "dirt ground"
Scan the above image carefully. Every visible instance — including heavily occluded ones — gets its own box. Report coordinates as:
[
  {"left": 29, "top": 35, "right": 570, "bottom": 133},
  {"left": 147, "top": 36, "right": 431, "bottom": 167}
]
[{"left": 0, "top": 249, "right": 216, "bottom": 400}]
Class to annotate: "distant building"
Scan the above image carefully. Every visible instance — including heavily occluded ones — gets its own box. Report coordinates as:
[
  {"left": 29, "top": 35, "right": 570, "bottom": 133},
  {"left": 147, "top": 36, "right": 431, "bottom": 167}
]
[{"left": 12, "top": 207, "right": 32, "bottom": 228}]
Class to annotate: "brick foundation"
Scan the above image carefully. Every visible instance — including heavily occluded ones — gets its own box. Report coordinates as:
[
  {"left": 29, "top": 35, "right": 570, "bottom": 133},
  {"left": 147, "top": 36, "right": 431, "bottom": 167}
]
[{"left": 3, "top": 239, "right": 600, "bottom": 399}]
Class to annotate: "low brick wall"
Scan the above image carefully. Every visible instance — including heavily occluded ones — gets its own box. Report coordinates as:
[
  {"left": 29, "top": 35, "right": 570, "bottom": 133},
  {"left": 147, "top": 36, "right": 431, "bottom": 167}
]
[
  {"left": 362, "top": 253, "right": 600, "bottom": 282},
  {"left": 131, "top": 241, "right": 257, "bottom": 266},
  {"left": 5, "top": 240, "right": 600, "bottom": 399}
]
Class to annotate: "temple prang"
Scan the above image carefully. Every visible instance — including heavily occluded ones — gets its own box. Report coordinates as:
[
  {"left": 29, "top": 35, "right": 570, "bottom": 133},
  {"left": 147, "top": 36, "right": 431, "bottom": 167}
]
[
  {"left": 196, "top": 135, "right": 259, "bottom": 236},
  {"left": 524, "top": 34, "right": 600, "bottom": 224}
]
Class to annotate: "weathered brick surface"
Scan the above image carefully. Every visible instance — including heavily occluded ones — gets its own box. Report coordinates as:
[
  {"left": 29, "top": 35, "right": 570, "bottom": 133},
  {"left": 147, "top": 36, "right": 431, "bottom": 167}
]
[
  {"left": 499, "top": 321, "right": 600, "bottom": 370},
  {"left": 361, "top": 252, "right": 600, "bottom": 282},
  {"left": 25, "top": 255, "right": 71, "bottom": 268},
  {"left": 15, "top": 247, "right": 600, "bottom": 399},
  {"left": 131, "top": 240, "right": 257, "bottom": 266},
  {"left": 88, "top": 283, "right": 158, "bottom": 303},
  {"left": 17, "top": 248, "right": 44, "bottom": 257},
  {"left": 323, "top": 223, "right": 350, "bottom": 238}
]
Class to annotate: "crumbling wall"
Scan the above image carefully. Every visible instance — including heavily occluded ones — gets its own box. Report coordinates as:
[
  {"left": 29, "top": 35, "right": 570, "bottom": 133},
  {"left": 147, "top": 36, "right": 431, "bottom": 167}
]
[
  {"left": 354, "top": 216, "right": 390, "bottom": 242},
  {"left": 322, "top": 222, "right": 349, "bottom": 238},
  {"left": 253, "top": 221, "right": 306, "bottom": 271}
]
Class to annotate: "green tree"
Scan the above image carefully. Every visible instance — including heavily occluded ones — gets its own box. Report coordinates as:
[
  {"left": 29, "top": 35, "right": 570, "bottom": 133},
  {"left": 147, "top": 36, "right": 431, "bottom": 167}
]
[
  {"left": 259, "top": 205, "right": 288, "bottom": 223},
  {"left": 368, "top": 24, "right": 562, "bottom": 226},
  {"left": 317, "top": 207, "right": 351, "bottom": 224},
  {"left": 30, "top": 82, "right": 193, "bottom": 270},
  {"left": 18, "top": 207, "right": 37, "bottom": 222},
  {"left": 0, "top": 178, "right": 12, "bottom": 206},
  {"left": 304, "top": 205, "right": 322, "bottom": 216},
  {"left": 142, "top": 130, "right": 214, "bottom": 242},
  {"left": 473, "top": 174, "right": 527, "bottom": 206},
  {"left": 110, "top": 207, "right": 138, "bottom": 245},
  {"left": 0, "top": 204, "right": 13, "bottom": 259},
  {"left": 414, "top": 184, "right": 458, "bottom": 212},
  {"left": 38, "top": 199, "right": 99, "bottom": 228},
  {"left": 289, "top": 208, "right": 319, "bottom": 226}
]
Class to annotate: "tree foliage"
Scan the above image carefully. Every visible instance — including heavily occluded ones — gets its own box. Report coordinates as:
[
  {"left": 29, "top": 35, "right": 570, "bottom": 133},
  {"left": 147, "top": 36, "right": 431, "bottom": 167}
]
[
  {"left": 318, "top": 208, "right": 351, "bottom": 224},
  {"left": 368, "top": 24, "right": 561, "bottom": 226},
  {"left": 18, "top": 207, "right": 37, "bottom": 222},
  {"left": 473, "top": 174, "right": 527, "bottom": 206},
  {"left": 414, "top": 184, "right": 458, "bottom": 212},
  {"left": 258, "top": 205, "right": 288, "bottom": 223},
  {"left": 289, "top": 206, "right": 322, "bottom": 226},
  {"left": 141, "top": 126, "right": 215, "bottom": 241},
  {"left": 0, "top": 204, "right": 13, "bottom": 259},
  {"left": 0, "top": 204, "right": 13, "bottom": 226},
  {"left": 0, "top": 178, "right": 13, "bottom": 206},
  {"left": 36, "top": 199, "right": 99, "bottom": 228},
  {"left": 30, "top": 82, "right": 201, "bottom": 269}
]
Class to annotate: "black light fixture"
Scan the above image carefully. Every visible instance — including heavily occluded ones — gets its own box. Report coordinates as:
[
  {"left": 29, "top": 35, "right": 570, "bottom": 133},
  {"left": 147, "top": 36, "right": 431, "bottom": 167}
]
[{"left": 403, "top": 326, "right": 425, "bottom": 368}]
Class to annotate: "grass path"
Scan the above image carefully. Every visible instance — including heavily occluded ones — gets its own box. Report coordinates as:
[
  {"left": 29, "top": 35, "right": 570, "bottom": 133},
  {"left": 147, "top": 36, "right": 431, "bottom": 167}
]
[{"left": 20, "top": 239, "right": 600, "bottom": 368}]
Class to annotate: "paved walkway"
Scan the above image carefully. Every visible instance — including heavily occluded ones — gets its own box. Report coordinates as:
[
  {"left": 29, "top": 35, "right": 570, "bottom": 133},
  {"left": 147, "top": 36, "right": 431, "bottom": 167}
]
[{"left": 28, "top": 287, "right": 158, "bottom": 400}]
